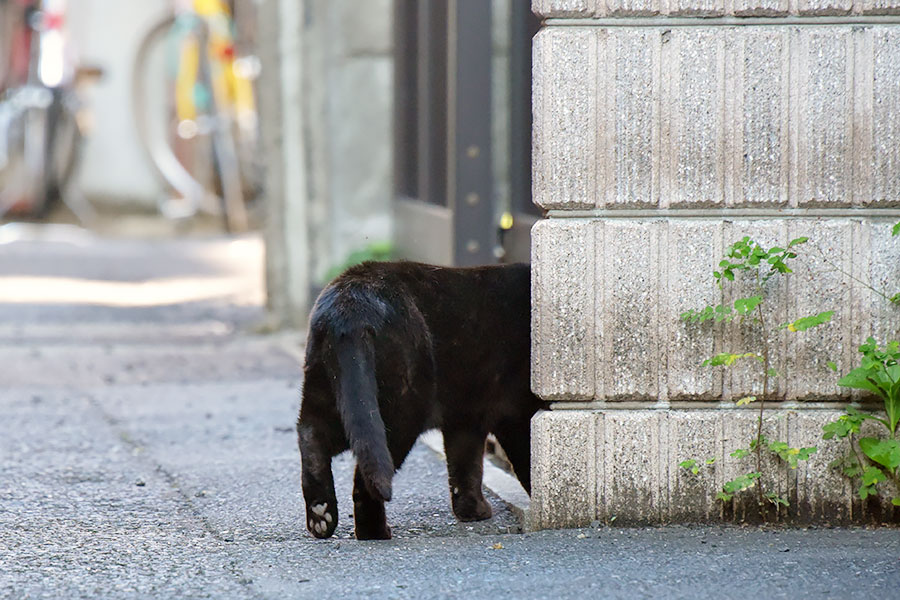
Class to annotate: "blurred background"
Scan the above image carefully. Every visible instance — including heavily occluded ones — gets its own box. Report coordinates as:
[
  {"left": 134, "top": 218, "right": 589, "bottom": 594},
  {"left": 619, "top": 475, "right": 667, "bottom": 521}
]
[{"left": 0, "top": 0, "right": 540, "bottom": 327}]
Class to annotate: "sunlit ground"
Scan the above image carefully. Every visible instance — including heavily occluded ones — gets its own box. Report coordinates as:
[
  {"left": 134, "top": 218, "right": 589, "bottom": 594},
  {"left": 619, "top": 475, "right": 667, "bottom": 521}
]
[{"left": 0, "top": 222, "right": 264, "bottom": 308}]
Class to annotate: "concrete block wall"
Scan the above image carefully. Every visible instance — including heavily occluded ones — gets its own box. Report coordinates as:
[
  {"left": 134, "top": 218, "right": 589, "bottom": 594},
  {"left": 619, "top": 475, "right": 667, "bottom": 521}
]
[{"left": 530, "top": 1, "right": 900, "bottom": 527}]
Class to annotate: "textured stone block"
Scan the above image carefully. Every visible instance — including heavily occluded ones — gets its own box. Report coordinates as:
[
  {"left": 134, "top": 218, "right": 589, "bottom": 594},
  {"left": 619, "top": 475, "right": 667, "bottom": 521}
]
[
  {"left": 668, "top": 0, "right": 726, "bottom": 14},
  {"left": 796, "top": 0, "right": 853, "bottom": 14},
  {"left": 859, "top": 0, "right": 900, "bottom": 14},
  {"left": 602, "top": 412, "right": 665, "bottom": 523},
  {"left": 720, "top": 409, "right": 790, "bottom": 522},
  {"left": 789, "top": 411, "right": 853, "bottom": 523},
  {"left": 531, "top": 220, "right": 596, "bottom": 400},
  {"left": 600, "top": 220, "right": 661, "bottom": 400},
  {"left": 531, "top": 408, "right": 895, "bottom": 528},
  {"left": 732, "top": 0, "right": 790, "bottom": 14},
  {"left": 718, "top": 221, "right": 790, "bottom": 402},
  {"left": 533, "top": 218, "right": 900, "bottom": 405},
  {"left": 664, "top": 221, "right": 723, "bottom": 401},
  {"left": 729, "top": 29, "right": 790, "bottom": 208},
  {"left": 664, "top": 28, "right": 727, "bottom": 208},
  {"left": 783, "top": 220, "right": 853, "bottom": 401},
  {"left": 863, "top": 220, "right": 900, "bottom": 345},
  {"left": 871, "top": 28, "right": 900, "bottom": 206},
  {"left": 794, "top": 27, "right": 854, "bottom": 207},
  {"left": 606, "top": 0, "right": 662, "bottom": 15},
  {"left": 530, "top": 411, "right": 597, "bottom": 529},
  {"left": 667, "top": 412, "right": 722, "bottom": 521},
  {"left": 532, "top": 29, "right": 597, "bottom": 210},
  {"left": 534, "top": 25, "right": 900, "bottom": 210},
  {"left": 532, "top": 0, "right": 598, "bottom": 17},
  {"left": 606, "top": 29, "right": 661, "bottom": 208}
]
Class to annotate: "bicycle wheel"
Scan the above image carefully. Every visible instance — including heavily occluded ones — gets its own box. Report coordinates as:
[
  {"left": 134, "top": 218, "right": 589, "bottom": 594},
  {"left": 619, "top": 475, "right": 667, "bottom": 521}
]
[
  {"left": 132, "top": 13, "right": 220, "bottom": 220},
  {"left": 42, "top": 87, "right": 82, "bottom": 207},
  {"left": 132, "top": 12, "right": 250, "bottom": 231},
  {"left": 0, "top": 92, "right": 47, "bottom": 218}
]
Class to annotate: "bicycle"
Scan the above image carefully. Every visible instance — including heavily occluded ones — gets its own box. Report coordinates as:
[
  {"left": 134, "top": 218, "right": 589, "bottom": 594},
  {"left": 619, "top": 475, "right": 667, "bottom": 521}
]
[
  {"left": 132, "top": 0, "right": 260, "bottom": 233},
  {"left": 0, "top": 0, "right": 98, "bottom": 222}
]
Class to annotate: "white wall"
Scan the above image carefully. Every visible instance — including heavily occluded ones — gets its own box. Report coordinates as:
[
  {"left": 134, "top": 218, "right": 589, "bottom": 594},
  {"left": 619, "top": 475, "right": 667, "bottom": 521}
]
[{"left": 68, "top": 0, "right": 169, "bottom": 209}]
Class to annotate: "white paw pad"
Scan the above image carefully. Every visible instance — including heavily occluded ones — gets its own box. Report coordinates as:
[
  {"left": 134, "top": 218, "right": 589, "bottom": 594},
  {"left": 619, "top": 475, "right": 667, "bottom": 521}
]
[{"left": 308, "top": 503, "right": 334, "bottom": 537}]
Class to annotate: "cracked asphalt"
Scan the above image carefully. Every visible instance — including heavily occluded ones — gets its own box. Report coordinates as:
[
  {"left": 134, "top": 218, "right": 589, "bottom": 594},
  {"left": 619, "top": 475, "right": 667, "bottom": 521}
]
[{"left": 1, "top": 223, "right": 898, "bottom": 599}]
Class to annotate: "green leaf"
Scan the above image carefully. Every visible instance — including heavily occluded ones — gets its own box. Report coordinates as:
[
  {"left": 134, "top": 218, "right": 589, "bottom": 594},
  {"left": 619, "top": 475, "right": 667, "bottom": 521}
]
[
  {"left": 705, "top": 457, "right": 717, "bottom": 465},
  {"left": 827, "top": 361, "right": 838, "bottom": 372},
  {"left": 735, "top": 396, "right": 756, "bottom": 407},
  {"left": 703, "top": 352, "right": 759, "bottom": 368},
  {"left": 767, "top": 368, "right": 780, "bottom": 379},
  {"left": 858, "top": 438, "right": 900, "bottom": 470},
  {"left": 780, "top": 311, "right": 834, "bottom": 332},
  {"left": 765, "top": 492, "right": 789, "bottom": 507},
  {"left": 678, "top": 459, "right": 697, "bottom": 470},
  {"left": 838, "top": 367, "right": 888, "bottom": 400},
  {"left": 892, "top": 497, "right": 900, "bottom": 506},
  {"left": 731, "top": 448, "right": 751, "bottom": 459},
  {"left": 716, "top": 491, "right": 733, "bottom": 502},
  {"left": 822, "top": 418, "right": 852, "bottom": 440},
  {"left": 860, "top": 485, "right": 875, "bottom": 500},
  {"left": 892, "top": 222, "right": 900, "bottom": 237},
  {"left": 723, "top": 472, "right": 761, "bottom": 494},
  {"left": 734, "top": 296, "right": 763, "bottom": 315},
  {"left": 788, "top": 237, "right": 809, "bottom": 247},
  {"left": 861, "top": 466, "right": 886, "bottom": 488}
]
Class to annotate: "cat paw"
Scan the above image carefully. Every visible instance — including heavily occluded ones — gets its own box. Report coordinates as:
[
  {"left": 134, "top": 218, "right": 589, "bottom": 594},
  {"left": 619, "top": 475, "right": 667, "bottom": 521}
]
[
  {"left": 354, "top": 521, "right": 392, "bottom": 540},
  {"left": 306, "top": 501, "right": 337, "bottom": 538},
  {"left": 452, "top": 494, "right": 493, "bottom": 522}
]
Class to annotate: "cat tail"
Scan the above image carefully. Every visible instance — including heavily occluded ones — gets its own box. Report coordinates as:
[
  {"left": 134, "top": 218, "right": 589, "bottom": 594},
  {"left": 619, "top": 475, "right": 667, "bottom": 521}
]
[{"left": 333, "top": 331, "right": 394, "bottom": 502}]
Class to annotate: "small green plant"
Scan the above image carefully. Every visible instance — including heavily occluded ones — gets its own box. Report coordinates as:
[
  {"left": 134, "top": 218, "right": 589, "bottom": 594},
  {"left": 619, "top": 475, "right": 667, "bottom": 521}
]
[
  {"left": 323, "top": 241, "right": 394, "bottom": 281},
  {"left": 680, "top": 236, "right": 830, "bottom": 516},
  {"left": 823, "top": 338, "right": 900, "bottom": 505}
]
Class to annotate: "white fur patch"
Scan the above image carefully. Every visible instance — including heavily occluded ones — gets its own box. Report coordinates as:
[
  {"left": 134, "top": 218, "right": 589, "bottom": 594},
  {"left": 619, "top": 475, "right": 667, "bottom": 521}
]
[{"left": 312, "top": 503, "right": 328, "bottom": 516}]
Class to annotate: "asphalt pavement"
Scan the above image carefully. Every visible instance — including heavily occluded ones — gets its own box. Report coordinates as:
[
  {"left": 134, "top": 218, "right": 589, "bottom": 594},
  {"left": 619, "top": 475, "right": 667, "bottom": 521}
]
[{"left": 1, "top": 223, "right": 898, "bottom": 599}]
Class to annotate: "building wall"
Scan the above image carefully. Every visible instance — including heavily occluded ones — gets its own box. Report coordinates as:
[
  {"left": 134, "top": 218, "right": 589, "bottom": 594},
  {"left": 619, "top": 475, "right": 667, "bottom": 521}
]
[
  {"left": 68, "top": 0, "right": 168, "bottom": 209},
  {"left": 530, "top": 0, "right": 900, "bottom": 527}
]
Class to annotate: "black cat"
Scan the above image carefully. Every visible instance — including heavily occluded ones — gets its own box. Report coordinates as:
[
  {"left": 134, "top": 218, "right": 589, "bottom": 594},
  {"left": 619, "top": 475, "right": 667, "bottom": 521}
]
[{"left": 296, "top": 261, "right": 544, "bottom": 540}]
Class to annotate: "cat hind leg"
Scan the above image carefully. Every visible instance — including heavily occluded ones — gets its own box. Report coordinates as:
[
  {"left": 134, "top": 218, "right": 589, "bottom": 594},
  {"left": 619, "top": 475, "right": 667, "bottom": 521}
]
[
  {"left": 443, "top": 428, "right": 492, "bottom": 522},
  {"left": 297, "top": 417, "right": 341, "bottom": 539}
]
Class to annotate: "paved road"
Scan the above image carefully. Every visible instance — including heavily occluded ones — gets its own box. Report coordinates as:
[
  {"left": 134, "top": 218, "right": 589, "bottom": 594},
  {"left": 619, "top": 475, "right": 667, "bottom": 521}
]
[{"left": 1, "top": 224, "right": 898, "bottom": 599}]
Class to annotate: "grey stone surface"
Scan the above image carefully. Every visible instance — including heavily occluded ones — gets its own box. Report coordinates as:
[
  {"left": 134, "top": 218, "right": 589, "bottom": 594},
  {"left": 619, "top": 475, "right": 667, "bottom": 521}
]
[
  {"left": 731, "top": 28, "right": 790, "bottom": 207},
  {"left": 666, "top": 28, "right": 727, "bottom": 208},
  {"left": 532, "top": 0, "right": 900, "bottom": 15},
  {"left": 733, "top": 0, "right": 791, "bottom": 15},
  {"left": 532, "top": 25, "right": 900, "bottom": 210},
  {"left": 872, "top": 28, "right": 900, "bottom": 206},
  {"left": 601, "top": 220, "right": 662, "bottom": 399},
  {"left": 608, "top": 29, "right": 660, "bottom": 208},
  {"left": 530, "top": 219, "right": 595, "bottom": 400},
  {"left": 795, "top": 27, "right": 854, "bottom": 207},
  {"left": 532, "top": 0, "right": 597, "bottom": 17},
  {"left": 531, "top": 218, "right": 900, "bottom": 403},
  {"left": 530, "top": 411, "right": 597, "bottom": 528},
  {"left": 532, "top": 28, "right": 597, "bottom": 210},
  {"left": 664, "top": 221, "right": 723, "bottom": 401},
  {"left": 607, "top": 0, "right": 663, "bottom": 16},
  {"left": 531, "top": 408, "right": 900, "bottom": 527},
  {"left": 796, "top": 0, "right": 854, "bottom": 15}
]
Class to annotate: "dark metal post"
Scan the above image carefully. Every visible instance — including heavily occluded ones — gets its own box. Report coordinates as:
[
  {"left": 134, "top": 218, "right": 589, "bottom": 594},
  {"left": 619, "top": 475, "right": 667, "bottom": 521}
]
[{"left": 448, "top": 0, "right": 493, "bottom": 265}]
